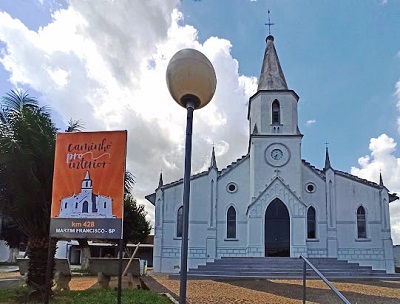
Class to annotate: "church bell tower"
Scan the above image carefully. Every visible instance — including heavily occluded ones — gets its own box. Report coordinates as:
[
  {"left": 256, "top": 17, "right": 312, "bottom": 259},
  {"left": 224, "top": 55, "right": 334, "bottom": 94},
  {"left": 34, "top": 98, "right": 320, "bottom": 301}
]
[{"left": 248, "top": 35, "right": 303, "bottom": 198}]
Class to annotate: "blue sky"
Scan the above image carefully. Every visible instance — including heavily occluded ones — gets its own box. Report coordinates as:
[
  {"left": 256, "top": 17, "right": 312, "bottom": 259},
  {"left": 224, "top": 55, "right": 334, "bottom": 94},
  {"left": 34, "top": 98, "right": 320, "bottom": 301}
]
[
  {"left": 1, "top": 0, "right": 400, "bottom": 242},
  {"left": 181, "top": 0, "right": 400, "bottom": 170}
]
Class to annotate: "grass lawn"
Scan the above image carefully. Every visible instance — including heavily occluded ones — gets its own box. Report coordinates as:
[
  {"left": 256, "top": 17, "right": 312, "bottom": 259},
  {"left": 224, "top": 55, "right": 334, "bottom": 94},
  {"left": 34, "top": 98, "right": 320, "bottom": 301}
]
[{"left": 0, "top": 287, "right": 172, "bottom": 304}]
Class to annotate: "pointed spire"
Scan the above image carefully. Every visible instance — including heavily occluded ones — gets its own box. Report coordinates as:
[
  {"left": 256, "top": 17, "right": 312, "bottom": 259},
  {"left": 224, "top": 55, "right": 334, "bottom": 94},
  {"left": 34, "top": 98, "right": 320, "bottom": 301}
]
[
  {"left": 324, "top": 146, "right": 331, "bottom": 170},
  {"left": 379, "top": 171, "right": 384, "bottom": 187},
  {"left": 158, "top": 172, "right": 163, "bottom": 188},
  {"left": 84, "top": 171, "right": 90, "bottom": 180},
  {"left": 252, "top": 124, "right": 259, "bottom": 134},
  {"left": 257, "top": 35, "right": 288, "bottom": 91},
  {"left": 210, "top": 146, "right": 217, "bottom": 169}
]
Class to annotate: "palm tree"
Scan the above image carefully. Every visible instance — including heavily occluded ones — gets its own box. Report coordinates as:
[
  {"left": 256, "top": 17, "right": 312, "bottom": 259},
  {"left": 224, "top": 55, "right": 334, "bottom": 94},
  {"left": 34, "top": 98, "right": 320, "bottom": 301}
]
[
  {"left": 0, "top": 90, "right": 57, "bottom": 293},
  {"left": 65, "top": 118, "right": 84, "bottom": 133}
]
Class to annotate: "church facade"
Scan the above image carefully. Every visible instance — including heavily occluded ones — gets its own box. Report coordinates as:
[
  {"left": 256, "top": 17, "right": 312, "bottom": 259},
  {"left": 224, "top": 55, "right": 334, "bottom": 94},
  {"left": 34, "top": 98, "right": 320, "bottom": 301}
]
[{"left": 146, "top": 35, "right": 398, "bottom": 274}]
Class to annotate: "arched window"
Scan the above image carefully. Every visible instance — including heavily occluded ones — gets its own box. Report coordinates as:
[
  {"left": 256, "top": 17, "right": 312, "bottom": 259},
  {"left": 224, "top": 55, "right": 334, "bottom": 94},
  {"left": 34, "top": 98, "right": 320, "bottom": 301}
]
[
  {"left": 64, "top": 202, "right": 67, "bottom": 209},
  {"left": 307, "top": 207, "right": 316, "bottom": 239},
  {"left": 272, "top": 100, "right": 280, "bottom": 124},
  {"left": 227, "top": 206, "right": 236, "bottom": 239},
  {"left": 103, "top": 202, "right": 107, "bottom": 209},
  {"left": 357, "top": 206, "right": 366, "bottom": 238},
  {"left": 177, "top": 206, "right": 183, "bottom": 238}
]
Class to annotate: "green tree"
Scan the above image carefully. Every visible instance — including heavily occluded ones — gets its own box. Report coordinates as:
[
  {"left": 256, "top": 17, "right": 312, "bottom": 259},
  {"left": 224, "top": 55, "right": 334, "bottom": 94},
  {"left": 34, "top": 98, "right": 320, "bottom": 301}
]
[
  {"left": 0, "top": 90, "right": 57, "bottom": 293},
  {"left": 123, "top": 171, "right": 151, "bottom": 251}
]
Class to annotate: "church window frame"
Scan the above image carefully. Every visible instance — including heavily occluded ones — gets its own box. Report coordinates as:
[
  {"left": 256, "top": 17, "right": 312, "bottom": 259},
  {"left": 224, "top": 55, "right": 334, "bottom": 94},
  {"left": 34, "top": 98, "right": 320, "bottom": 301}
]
[
  {"left": 176, "top": 206, "right": 183, "bottom": 238},
  {"left": 307, "top": 206, "right": 317, "bottom": 239},
  {"left": 227, "top": 182, "right": 237, "bottom": 193},
  {"left": 305, "top": 182, "right": 316, "bottom": 193},
  {"left": 356, "top": 205, "right": 367, "bottom": 239},
  {"left": 226, "top": 206, "right": 237, "bottom": 239},
  {"left": 272, "top": 100, "right": 280, "bottom": 125}
]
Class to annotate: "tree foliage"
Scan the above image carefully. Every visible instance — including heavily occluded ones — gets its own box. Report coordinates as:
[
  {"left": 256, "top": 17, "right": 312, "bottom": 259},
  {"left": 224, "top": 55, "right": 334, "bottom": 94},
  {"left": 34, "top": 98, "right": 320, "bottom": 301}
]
[
  {"left": 123, "top": 171, "right": 151, "bottom": 246},
  {"left": 0, "top": 213, "right": 26, "bottom": 249},
  {"left": 0, "top": 90, "right": 57, "bottom": 292}
]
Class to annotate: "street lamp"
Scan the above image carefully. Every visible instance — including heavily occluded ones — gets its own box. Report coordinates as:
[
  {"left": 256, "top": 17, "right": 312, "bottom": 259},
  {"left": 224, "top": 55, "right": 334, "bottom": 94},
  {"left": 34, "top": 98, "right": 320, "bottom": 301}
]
[{"left": 166, "top": 49, "right": 216, "bottom": 304}]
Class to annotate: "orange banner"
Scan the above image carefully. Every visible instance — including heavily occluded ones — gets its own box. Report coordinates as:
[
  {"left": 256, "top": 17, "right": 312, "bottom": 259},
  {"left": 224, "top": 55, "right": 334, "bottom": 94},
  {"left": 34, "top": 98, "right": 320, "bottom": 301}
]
[{"left": 50, "top": 131, "right": 127, "bottom": 239}]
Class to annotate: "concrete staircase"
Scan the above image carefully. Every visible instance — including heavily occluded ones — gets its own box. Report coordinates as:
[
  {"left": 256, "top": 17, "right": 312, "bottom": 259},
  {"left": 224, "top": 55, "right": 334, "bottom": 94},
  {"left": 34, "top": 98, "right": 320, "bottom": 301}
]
[{"left": 170, "top": 257, "right": 400, "bottom": 280}]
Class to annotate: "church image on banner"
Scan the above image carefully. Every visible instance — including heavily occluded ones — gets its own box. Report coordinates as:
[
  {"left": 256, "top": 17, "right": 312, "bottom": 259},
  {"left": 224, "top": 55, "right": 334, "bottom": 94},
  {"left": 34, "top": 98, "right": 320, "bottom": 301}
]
[
  {"left": 58, "top": 171, "right": 114, "bottom": 219},
  {"left": 146, "top": 34, "right": 398, "bottom": 274}
]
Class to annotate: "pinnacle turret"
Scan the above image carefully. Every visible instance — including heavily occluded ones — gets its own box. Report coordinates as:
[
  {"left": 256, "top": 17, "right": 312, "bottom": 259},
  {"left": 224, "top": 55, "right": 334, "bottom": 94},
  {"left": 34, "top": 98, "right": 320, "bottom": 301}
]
[
  {"left": 324, "top": 147, "right": 332, "bottom": 170},
  {"left": 158, "top": 172, "right": 163, "bottom": 188},
  {"left": 210, "top": 146, "right": 217, "bottom": 169}
]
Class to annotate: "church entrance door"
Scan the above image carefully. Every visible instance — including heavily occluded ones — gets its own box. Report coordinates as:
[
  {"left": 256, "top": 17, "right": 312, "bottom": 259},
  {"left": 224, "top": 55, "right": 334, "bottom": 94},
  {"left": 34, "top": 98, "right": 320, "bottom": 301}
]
[{"left": 265, "top": 198, "right": 290, "bottom": 257}]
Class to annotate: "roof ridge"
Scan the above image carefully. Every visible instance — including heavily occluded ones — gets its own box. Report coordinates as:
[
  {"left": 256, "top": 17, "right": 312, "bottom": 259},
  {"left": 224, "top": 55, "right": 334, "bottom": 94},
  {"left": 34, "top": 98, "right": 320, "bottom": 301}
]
[{"left": 220, "top": 154, "right": 249, "bottom": 176}]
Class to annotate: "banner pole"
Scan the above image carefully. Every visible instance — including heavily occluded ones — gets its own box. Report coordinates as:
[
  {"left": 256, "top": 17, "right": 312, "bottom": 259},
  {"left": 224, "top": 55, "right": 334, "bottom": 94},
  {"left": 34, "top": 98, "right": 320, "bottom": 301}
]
[
  {"left": 117, "top": 238, "right": 123, "bottom": 304},
  {"left": 44, "top": 236, "right": 53, "bottom": 304}
]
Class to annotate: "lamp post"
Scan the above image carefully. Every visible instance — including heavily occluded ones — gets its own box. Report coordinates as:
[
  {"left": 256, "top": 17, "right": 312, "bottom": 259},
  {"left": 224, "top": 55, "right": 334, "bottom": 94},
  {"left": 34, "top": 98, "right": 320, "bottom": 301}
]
[{"left": 166, "top": 49, "right": 216, "bottom": 304}]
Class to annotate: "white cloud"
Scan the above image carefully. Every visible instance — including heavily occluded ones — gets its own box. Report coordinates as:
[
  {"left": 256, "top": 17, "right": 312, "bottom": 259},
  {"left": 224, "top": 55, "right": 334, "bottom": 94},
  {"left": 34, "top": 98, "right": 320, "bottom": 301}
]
[
  {"left": 351, "top": 134, "right": 400, "bottom": 244},
  {"left": 0, "top": 0, "right": 256, "bottom": 228},
  {"left": 396, "top": 80, "right": 400, "bottom": 133},
  {"left": 306, "top": 119, "right": 316, "bottom": 126}
]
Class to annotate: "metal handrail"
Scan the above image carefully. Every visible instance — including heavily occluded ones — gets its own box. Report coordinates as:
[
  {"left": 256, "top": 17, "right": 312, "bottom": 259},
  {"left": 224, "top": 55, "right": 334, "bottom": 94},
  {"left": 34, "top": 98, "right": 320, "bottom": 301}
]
[{"left": 299, "top": 255, "right": 351, "bottom": 304}]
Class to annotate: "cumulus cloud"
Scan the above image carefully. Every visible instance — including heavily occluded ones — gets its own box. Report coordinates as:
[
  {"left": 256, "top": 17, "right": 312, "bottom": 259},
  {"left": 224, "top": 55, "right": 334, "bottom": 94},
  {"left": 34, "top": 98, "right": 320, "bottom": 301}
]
[
  {"left": 351, "top": 134, "right": 400, "bottom": 244},
  {"left": 306, "top": 119, "right": 316, "bottom": 126},
  {"left": 0, "top": 0, "right": 256, "bottom": 227}
]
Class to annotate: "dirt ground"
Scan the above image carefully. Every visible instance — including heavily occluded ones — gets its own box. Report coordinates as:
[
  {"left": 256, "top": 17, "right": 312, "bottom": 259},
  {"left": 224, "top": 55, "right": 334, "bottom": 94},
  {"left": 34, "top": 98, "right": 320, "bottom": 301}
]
[
  {"left": 2, "top": 271, "right": 400, "bottom": 303},
  {"left": 152, "top": 274, "right": 400, "bottom": 304}
]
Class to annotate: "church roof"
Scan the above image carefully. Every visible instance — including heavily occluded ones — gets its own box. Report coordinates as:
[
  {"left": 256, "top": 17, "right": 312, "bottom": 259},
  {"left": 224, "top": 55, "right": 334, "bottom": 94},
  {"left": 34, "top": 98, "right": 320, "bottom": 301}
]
[
  {"left": 332, "top": 170, "right": 382, "bottom": 189},
  {"left": 302, "top": 160, "right": 325, "bottom": 180},
  {"left": 219, "top": 154, "right": 249, "bottom": 177},
  {"left": 257, "top": 35, "right": 288, "bottom": 91}
]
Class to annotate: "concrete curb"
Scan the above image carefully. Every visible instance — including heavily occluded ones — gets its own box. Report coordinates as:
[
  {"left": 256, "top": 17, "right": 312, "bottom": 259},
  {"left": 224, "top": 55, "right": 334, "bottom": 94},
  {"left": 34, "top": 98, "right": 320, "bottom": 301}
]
[{"left": 162, "top": 292, "right": 179, "bottom": 303}]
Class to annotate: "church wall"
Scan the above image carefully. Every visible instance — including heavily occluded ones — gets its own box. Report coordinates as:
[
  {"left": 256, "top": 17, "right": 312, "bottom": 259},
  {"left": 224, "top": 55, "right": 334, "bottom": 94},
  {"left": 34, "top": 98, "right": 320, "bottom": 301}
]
[
  {"left": 301, "top": 165, "right": 328, "bottom": 257},
  {"left": 216, "top": 159, "right": 250, "bottom": 257},
  {"left": 334, "top": 175, "right": 391, "bottom": 271},
  {"left": 157, "top": 173, "right": 221, "bottom": 272}
]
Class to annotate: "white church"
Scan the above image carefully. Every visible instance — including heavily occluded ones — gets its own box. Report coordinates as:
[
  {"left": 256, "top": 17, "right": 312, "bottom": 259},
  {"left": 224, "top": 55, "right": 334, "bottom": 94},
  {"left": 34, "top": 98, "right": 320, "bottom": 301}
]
[
  {"left": 58, "top": 171, "right": 114, "bottom": 218},
  {"left": 146, "top": 35, "right": 398, "bottom": 274}
]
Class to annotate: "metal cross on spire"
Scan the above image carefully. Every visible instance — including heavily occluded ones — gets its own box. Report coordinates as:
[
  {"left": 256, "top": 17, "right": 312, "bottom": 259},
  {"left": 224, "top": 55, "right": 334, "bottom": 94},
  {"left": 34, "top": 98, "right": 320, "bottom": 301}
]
[
  {"left": 324, "top": 141, "right": 330, "bottom": 149},
  {"left": 265, "top": 10, "right": 275, "bottom": 35}
]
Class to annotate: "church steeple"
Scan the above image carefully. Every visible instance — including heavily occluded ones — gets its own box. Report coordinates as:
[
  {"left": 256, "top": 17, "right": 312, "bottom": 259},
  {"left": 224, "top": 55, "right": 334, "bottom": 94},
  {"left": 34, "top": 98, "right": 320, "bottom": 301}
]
[
  {"left": 81, "top": 171, "right": 93, "bottom": 191},
  {"left": 324, "top": 147, "right": 332, "bottom": 170},
  {"left": 257, "top": 35, "right": 288, "bottom": 91}
]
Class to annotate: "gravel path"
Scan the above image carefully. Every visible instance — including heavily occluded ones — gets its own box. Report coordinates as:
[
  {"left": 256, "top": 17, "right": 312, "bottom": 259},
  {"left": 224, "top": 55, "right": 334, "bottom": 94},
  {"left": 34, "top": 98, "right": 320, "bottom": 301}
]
[{"left": 152, "top": 275, "right": 400, "bottom": 304}]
